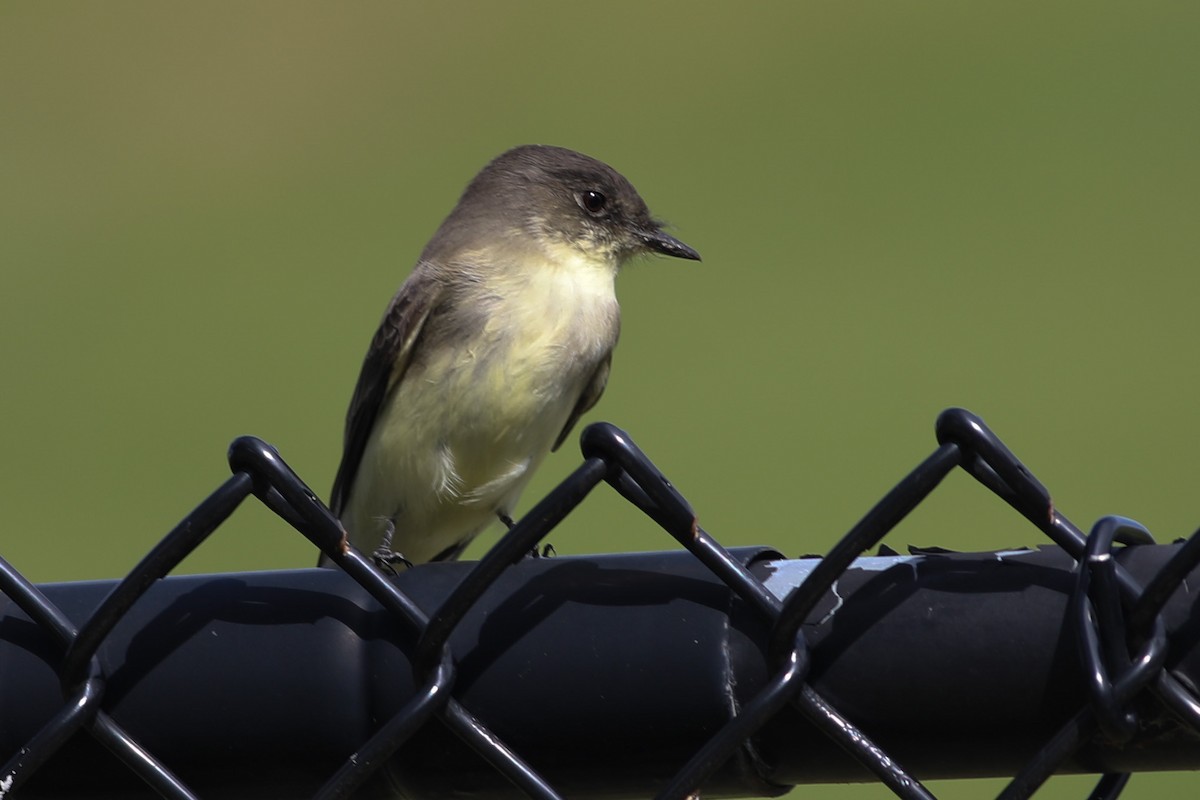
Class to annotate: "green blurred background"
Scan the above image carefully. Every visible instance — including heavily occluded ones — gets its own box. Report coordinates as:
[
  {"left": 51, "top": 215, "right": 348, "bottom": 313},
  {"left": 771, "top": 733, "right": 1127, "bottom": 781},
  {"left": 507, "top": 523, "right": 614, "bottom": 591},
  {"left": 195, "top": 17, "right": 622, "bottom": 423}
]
[{"left": 3, "top": 3, "right": 1199, "bottom": 797}]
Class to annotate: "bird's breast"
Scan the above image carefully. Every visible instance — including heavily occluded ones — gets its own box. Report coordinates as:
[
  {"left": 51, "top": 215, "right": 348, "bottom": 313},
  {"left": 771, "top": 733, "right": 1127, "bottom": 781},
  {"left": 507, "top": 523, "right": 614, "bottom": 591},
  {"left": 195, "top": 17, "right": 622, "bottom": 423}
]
[
  {"left": 342, "top": 255, "right": 621, "bottom": 559},
  {"left": 389, "top": 260, "right": 617, "bottom": 495},
  {"left": 463, "top": 260, "right": 618, "bottom": 424}
]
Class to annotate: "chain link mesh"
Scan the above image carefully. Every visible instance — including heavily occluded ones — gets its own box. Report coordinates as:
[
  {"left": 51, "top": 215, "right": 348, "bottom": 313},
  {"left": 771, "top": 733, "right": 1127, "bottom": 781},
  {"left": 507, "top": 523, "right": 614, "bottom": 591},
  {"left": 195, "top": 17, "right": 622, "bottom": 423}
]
[{"left": 2, "top": 407, "right": 1199, "bottom": 799}]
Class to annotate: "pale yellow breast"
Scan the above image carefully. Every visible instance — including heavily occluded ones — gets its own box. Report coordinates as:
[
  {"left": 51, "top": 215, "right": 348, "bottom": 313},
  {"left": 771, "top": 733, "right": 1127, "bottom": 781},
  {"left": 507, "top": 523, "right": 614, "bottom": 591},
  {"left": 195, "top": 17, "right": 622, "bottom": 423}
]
[{"left": 343, "top": 250, "right": 620, "bottom": 559}]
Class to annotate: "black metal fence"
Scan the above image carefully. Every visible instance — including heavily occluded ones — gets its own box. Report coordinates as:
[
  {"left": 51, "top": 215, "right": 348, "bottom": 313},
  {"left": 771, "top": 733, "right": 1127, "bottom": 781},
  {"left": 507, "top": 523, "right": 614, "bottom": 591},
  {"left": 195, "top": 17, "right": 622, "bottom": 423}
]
[{"left": 2, "top": 408, "right": 1199, "bottom": 798}]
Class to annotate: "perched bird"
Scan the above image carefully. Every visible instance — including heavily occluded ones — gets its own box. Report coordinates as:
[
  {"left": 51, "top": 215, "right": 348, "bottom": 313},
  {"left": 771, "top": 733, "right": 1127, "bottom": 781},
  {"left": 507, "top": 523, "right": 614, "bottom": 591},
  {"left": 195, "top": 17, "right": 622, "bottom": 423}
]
[{"left": 323, "top": 145, "right": 699, "bottom": 568}]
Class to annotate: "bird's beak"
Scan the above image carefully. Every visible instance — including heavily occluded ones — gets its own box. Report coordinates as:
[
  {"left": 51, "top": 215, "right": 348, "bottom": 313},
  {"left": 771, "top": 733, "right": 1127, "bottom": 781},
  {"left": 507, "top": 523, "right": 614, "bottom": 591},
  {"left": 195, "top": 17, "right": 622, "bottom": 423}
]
[{"left": 640, "top": 228, "right": 701, "bottom": 261}]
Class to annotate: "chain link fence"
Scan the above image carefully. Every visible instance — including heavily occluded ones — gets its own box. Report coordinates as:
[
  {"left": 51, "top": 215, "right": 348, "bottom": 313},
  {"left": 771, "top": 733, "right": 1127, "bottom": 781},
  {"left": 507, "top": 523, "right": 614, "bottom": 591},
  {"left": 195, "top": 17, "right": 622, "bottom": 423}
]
[{"left": 2, "top": 407, "right": 1199, "bottom": 798}]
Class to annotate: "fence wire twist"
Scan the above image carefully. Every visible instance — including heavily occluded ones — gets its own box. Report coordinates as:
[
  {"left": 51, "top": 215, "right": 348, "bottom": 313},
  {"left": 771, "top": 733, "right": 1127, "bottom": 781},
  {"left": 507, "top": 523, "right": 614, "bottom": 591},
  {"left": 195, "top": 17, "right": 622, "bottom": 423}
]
[{"left": 3, "top": 406, "right": 1200, "bottom": 799}]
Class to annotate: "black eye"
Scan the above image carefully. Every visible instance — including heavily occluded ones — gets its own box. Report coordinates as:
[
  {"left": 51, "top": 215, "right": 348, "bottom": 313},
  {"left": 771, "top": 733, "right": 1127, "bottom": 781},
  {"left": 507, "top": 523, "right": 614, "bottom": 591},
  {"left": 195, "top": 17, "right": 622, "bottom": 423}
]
[{"left": 577, "top": 190, "right": 608, "bottom": 215}]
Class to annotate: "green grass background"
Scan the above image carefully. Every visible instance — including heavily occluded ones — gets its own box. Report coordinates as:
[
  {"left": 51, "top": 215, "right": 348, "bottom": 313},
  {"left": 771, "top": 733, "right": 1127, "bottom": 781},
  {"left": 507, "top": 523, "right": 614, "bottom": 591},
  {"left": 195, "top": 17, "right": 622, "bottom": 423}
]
[{"left": 3, "top": 3, "right": 1199, "bottom": 797}]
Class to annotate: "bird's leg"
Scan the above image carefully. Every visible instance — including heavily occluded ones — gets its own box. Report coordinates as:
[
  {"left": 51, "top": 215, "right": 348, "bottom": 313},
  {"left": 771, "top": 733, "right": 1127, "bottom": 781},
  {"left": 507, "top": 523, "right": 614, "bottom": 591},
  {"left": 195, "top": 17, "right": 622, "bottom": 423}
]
[
  {"left": 497, "top": 510, "right": 555, "bottom": 559},
  {"left": 372, "top": 518, "right": 413, "bottom": 575}
]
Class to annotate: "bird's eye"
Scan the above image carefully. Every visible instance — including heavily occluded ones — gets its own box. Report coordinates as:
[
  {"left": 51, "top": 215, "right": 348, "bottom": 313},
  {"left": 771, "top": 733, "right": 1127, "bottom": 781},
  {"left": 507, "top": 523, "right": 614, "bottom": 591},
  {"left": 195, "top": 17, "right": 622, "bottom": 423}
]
[{"left": 577, "top": 190, "right": 608, "bottom": 216}]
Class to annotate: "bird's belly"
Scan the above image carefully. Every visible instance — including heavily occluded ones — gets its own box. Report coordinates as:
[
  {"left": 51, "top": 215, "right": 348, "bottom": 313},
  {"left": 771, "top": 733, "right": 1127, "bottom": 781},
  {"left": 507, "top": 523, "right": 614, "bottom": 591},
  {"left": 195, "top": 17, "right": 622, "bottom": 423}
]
[
  {"left": 400, "top": 329, "right": 596, "bottom": 498},
  {"left": 345, "top": 295, "right": 615, "bottom": 562}
]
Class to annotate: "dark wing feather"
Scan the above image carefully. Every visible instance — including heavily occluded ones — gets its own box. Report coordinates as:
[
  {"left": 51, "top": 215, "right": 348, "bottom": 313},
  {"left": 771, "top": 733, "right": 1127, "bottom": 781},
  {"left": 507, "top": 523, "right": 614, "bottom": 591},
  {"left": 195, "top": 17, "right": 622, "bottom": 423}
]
[
  {"left": 329, "top": 270, "right": 442, "bottom": 517},
  {"left": 552, "top": 352, "right": 612, "bottom": 452}
]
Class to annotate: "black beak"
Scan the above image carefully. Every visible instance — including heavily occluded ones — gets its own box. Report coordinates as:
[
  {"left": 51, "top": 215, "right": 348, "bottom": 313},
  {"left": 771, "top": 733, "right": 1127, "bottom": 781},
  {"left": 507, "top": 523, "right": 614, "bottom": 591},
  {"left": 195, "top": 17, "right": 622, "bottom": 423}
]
[{"left": 640, "top": 228, "right": 701, "bottom": 261}]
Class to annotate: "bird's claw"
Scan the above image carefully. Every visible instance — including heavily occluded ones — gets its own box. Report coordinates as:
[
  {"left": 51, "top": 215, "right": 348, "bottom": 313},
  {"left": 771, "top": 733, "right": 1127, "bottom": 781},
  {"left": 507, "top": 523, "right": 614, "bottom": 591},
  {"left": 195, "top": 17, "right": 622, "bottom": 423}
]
[
  {"left": 371, "top": 518, "right": 413, "bottom": 574},
  {"left": 371, "top": 548, "right": 414, "bottom": 575},
  {"left": 528, "top": 543, "right": 556, "bottom": 559}
]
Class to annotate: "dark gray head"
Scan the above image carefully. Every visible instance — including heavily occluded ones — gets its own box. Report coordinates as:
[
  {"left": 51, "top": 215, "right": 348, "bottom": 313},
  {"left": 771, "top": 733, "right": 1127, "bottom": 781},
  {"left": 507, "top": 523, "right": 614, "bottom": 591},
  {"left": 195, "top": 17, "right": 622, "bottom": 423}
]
[{"left": 424, "top": 144, "right": 700, "bottom": 266}]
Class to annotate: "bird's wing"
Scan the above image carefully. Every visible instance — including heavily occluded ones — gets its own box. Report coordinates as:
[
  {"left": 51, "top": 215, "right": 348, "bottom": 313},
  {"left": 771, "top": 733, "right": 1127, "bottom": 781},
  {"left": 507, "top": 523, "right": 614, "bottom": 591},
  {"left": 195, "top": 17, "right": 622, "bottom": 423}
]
[
  {"left": 329, "top": 269, "right": 442, "bottom": 517},
  {"left": 552, "top": 351, "right": 612, "bottom": 452}
]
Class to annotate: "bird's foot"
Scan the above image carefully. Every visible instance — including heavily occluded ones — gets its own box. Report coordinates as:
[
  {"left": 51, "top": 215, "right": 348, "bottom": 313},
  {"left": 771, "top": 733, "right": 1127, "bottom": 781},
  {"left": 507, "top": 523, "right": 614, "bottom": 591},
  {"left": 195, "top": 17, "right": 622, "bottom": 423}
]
[
  {"left": 496, "top": 511, "right": 554, "bottom": 559},
  {"left": 529, "top": 543, "right": 556, "bottom": 559},
  {"left": 371, "top": 549, "right": 414, "bottom": 575},
  {"left": 371, "top": 519, "right": 413, "bottom": 575}
]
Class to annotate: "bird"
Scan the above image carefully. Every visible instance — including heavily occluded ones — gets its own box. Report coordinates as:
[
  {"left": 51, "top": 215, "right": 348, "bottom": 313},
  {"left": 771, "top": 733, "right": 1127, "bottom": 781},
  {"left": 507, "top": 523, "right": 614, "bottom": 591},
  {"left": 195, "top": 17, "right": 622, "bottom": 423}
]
[{"left": 322, "top": 144, "right": 699, "bottom": 569}]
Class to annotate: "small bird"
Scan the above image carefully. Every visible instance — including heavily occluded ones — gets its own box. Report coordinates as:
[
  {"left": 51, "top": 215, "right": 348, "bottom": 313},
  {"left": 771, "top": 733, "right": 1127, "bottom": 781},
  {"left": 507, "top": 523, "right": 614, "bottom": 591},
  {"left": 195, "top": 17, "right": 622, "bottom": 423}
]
[{"left": 323, "top": 145, "right": 699, "bottom": 568}]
